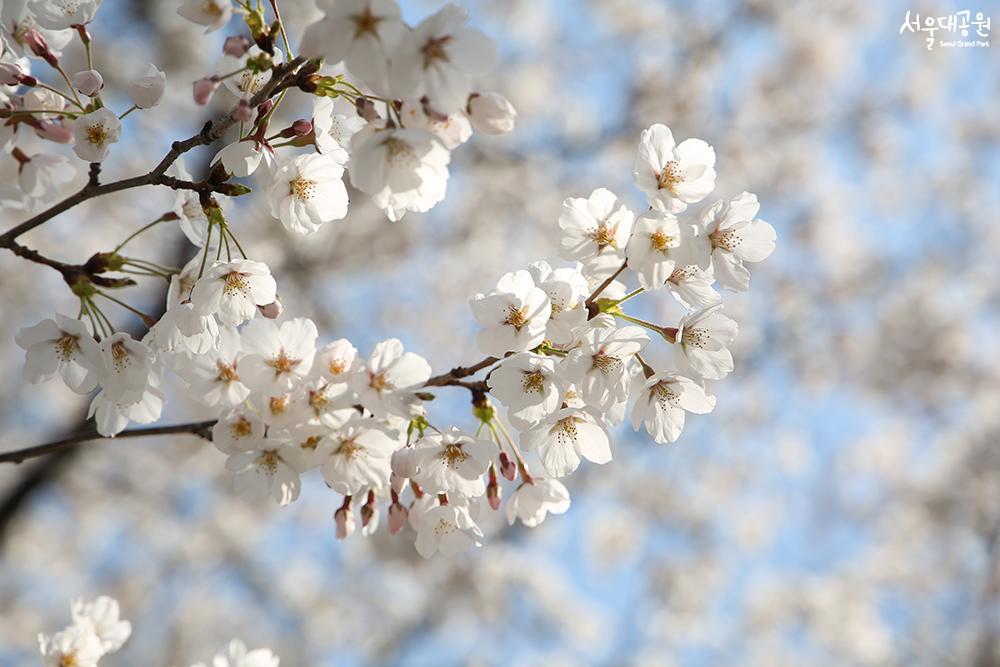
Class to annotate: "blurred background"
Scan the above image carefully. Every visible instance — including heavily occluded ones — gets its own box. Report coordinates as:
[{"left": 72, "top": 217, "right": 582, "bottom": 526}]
[{"left": 1, "top": 0, "right": 998, "bottom": 665}]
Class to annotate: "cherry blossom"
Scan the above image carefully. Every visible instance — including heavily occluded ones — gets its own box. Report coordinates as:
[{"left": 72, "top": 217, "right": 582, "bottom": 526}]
[
  {"left": 350, "top": 338, "right": 431, "bottom": 419},
  {"left": 32, "top": 0, "right": 102, "bottom": 30},
  {"left": 519, "top": 406, "right": 613, "bottom": 478},
  {"left": 225, "top": 438, "right": 303, "bottom": 506},
  {"left": 410, "top": 427, "right": 493, "bottom": 497},
  {"left": 560, "top": 325, "right": 649, "bottom": 410},
  {"left": 177, "top": 0, "right": 232, "bottom": 33},
  {"left": 71, "top": 107, "right": 120, "bottom": 162},
  {"left": 388, "top": 3, "right": 497, "bottom": 114},
  {"left": 311, "top": 96, "right": 364, "bottom": 164},
  {"left": 190, "top": 260, "right": 277, "bottom": 326},
  {"left": 558, "top": 187, "right": 635, "bottom": 278},
  {"left": 127, "top": 62, "right": 165, "bottom": 109},
  {"left": 320, "top": 416, "right": 400, "bottom": 495},
  {"left": 38, "top": 621, "right": 104, "bottom": 667},
  {"left": 699, "top": 191, "right": 777, "bottom": 291},
  {"left": 527, "top": 261, "right": 589, "bottom": 345},
  {"left": 267, "top": 153, "right": 349, "bottom": 235},
  {"left": 636, "top": 373, "right": 715, "bottom": 445},
  {"left": 467, "top": 91, "right": 517, "bottom": 134},
  {"left": 70, "top": 596, "right": 131, "bottom": 653},
  {"left": 674, "top": 304, "right": 739, "bottom": 380},
  {"left": 15, "top": 313, "right": 101, "bottom": 392},
  {"left": 470, "top": 269, "right": 551, "bottom": 356},
  {"left": 487, "top": 352, "right": 565, "bottom": 427},
  {"left": 505, "top": 476, "right": 571, "bottom": 527},
  {"left": 634, "top": 123, "right": 716, "bottom": 213},
  {"left": 412, "top": 502, "right": 484, "bottom": 558}
]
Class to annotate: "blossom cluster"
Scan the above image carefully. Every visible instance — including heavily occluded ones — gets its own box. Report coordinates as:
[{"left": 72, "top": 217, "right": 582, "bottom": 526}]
[
  {"left": 6, "top": 0, "right": 774, "bottom": 559},
  {"left": 37, "top": 594, "right": 277, "bottom": 667}
]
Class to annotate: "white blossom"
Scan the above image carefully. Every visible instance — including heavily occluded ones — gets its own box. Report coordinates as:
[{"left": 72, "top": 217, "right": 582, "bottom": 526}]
[
  {"left": 300, "top": 0, "right": 405, "bottom": 96},
  {"left": 558, "top": 187, "right": 634, "bottom": 278},
  {"left": 212, "top": 409, "right": 266, "bottom": 455},
  {"left": 32, "top": 0, "right": 102, "bottom": 30},
  {"left": 348, "top": 125, "right": 450, "bottom": 221},
  {"left": 674, "top": 304, "right": 738, "bottom": 380},
  {"left": 267, "top": 153, "right": 349, "bottom": 235},
  {"left": 190, "top": 259, "right": 277, "bottom": 326},
  {"left": 238, "top": 317, "right": 317, "bottom": 395},
  {"left": 72, "top": 107, "right": 120, "bottom": 162},
  {"left": 15, "top": 313, "right": 101, "bottom": 392},
  {"left": 634, "top": 123, "right": 716, "bottom": 213},
  {"left": 225, "top": 439, "right": 302, "bottom": 506},
  {"left": 528, "top": 261, "right": 589, "bottom": 345},
  {"left": 38, "top": 621, "right": 104, "bottom": 667},
  {"left": 505, "top": 476, "right": 570, "bottom": 527},
  {"left": 487, "top": 352, "right": 564, "bottom": 427},
  {"left": 127, "top": 62, "right": 165, "bottom": 109},
  {"left": 560, "top": 325, "right": 648, "bottom": 410},
  {"left": 666, "top": 264, "right": 721, "bottom": 309},
  {"left": 470, "top": 269, "right": 551, "bottom": 357},
  {"left": 625, "top": 208, "right": 692, "bottom": 289},
  {"left": 19, "top": 151, "right": 76, "bottom": 207},
  {"left": 177, "top": 0, "right": 232, "bottom": 33},
  {"left": 209, "top": 640, "right": 280, "bottom": 667},
  {"left": 213, "top": 140, "right": 271, "bottom": 178},
  {"left": 519, "top": 406, "right": 612, "bottom": 478},
  {"left": 321, "top": 416, "right": 400, "bottom": 495},
  {"left": 70, "top": 596, "right": 131, "bottom": 653},
  {"left": 699, "top": 191, "right": 777, "bottom": 291},
  {"left": 467, "top": 91, "right": 516, "bottom": 134},
  {"left": 349, "top": 338, "right": 431, "bottom": 419},
  {"left": 412, "top": 502, "right": 484, "bottom": 558},
  {"left": 311, "top": 95, "right": 364, "bottom": 164},
  {"left": 410, "top": 427, "right": 494, "bottom": 497},
  {"left": 389, "top": 3, "right": 497, "bottom": 114},
  {"left": 399, "top": 100, "right": 472, "bottom": 150},
  {"left": 632, "top": 372, "right": 715, "bottom": 444}
]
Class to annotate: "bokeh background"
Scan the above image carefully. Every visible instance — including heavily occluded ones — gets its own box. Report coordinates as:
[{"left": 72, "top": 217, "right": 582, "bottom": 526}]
[{"left": 1, "top": 0, "right": 998, "bottom": 665}]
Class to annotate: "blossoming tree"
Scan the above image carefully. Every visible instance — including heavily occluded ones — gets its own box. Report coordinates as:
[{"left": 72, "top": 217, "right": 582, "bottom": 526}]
[{"left": 1, "top": 0, "right": 780, "bottom": 663}]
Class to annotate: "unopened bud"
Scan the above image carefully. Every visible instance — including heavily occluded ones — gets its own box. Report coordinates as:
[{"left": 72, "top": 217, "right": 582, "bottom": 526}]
[
  {"left": 467, "top": 91, "right": 517, "bottom": 135},
  {"left": 355, "top": 96, "right": 379, "bottom": 122},
  {"left": 334, "top": 506, "right": 355, "bottom": 539},
  {"left": 279, "top": 119, "right": 312, "bottom": 138},
  {"left": 387, "top": 502, "right": 408, "bottom": 534},
  {"left": 499, "top": 452, "right": 516, "bottom": 481},
  {"left": 24, "top": 30, "right": 57, "bottom": 68},
  {"left": 71, "top": 69, "right": 103, "bottom": 96},
  {"left": 390, "top": 472, "right": 406, "bottom": 495},
  {"left": 391, "top": 447, "right": 418, "bottom": 479},
  {"left": 255, "top": 99, "right": 273, "bottom": 122},
  {"left": 193, "top": 77, "right": 220, "bottom": 106},
  {"left": 223, "top": 34, "right": 252, "bottom": 57},
  {"left": 258, "top": 299, "right": 282, "bottom": 319},
  {"left": 0, "top": 63, "right": 25, "bottom": 86},
  {"left": 232, "top": 99, "right": 253, "bottom": 122},
  {"left": 487, "top": 478, "right": 501, "bottom": 511}
]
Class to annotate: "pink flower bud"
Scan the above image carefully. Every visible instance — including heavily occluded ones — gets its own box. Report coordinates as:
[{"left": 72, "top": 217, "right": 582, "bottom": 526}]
[
  {"left": 355, "top": 96, "right": 379, "bottom": 122},
  {"left": 499, "top": 452, "right": 517, "bottom": 481},
  {"left": 361, "top": 496, "right": 377, "bottom": 529},
  {"left": 391, "top": 447, "right": 418, "bottom": 479},
  {"left": 71, "top": 69, "right": 103, "bottom": 96},
  {"left": 467, "top": 91, "right": 517, "bottom": 135},
  {"left": 258, "top": 299, "right": 282, "bottom": 319},
  {"left": 387, "top": 503, "right": 408, "bottom": 534},
  {"left": 223, "top": 35, "right": 252, "bottom": 57},
  {"left": 487, "top": 480, "right": 501, "bottom": 511},
  {"left": 24, "top": 30, "right": 57, "bottom": 67},
  {"left": 0, "top": 63, "right": 24, "bottom": 86},
  {"left": 255, "top": 99, "right": 274, "bottom": 122},
  {"left": 36, "top": 120, "right": 73, "bottom": 143},
  {"left": 193, "top": 77, "right": 220, "bottom": 106},
  {"left": 232, "top": 99, "right": 252, "bottom": 122},
  {"left": 334, "top": 507, "right": 355, "bottom": 539}
]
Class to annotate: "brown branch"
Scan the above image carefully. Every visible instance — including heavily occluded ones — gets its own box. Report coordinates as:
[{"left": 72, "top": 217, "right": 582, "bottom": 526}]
[
  {"left": 423, "top": 356, "right": 498, "bottom": 387},
  {"left": 0, "top": 420, "right": 216, "bottom": 465},
  {"left": 584, "top": 260, "right": 628, "bottom": 308},
  {"left": 0, "top": 56, "right": 311, "bottom": 247}
]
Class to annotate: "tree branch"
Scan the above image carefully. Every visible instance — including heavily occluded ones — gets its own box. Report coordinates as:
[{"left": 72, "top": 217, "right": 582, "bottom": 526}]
[
  {"left": 0, "top": 56, "right": 311, "bottom": 247},
  {"left": 424, "top": 356, "right": 498, "bottom": 387},
  {"left": 0, "top": 420, "right": 216, "bottom": 465}
]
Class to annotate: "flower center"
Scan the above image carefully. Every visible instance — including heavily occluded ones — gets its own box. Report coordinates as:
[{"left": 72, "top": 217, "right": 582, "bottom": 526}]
[
  {"left": 55, "top": 333, "right": 79, "bottom": 362},
  {"left": 650, "top": 229, "right": 675, "bottom": 252},
  {"left": 230, "top": 416, "right": 253, "bottom": 440},
  {"left": 521, "top": 370, "right": 546, "bottom": 393},
  {"left": 86, "top": 123, "right": 107, "bottom": 145},
  {"left": 652, "top": 382, "right": 680, "bottom": 409},
  {"left": 309, "top": 386, "right": 329, "bottom": 412},
  {"left": 269, "top": 395, "right": 288, "bottom": 415},
  {"left": 434, "top": 517, "right": 458, "bottom": 535},
  {"left": 710, "top": 229, "right": 740, "bottom": 252},
  {"left": 369, "top": 370, "right": 393, "bottom": 393},
  {"left": 657, "top": 160, "right": 684, "bottom": 192},
  {"left": 588, "top": 223, "right": 617, "bottom": 250},
  {"left": 336, "top": 437, "right": 362, "bottom": 459},
  {"left": 682, "top": 327, "right": 710, "bottom": 349},
  {"left": 301, "top": 435, "right": 321, "bottom": 451},
  {"left": 216, "top": 360, "right": 239, "bottom": 383},
  {"left": 421, "top": 35, "right": 452, "bottom": 69},
  {"left": 56, "top": 0, "right": 80, "bottom": 16},
  {"left": 59, "top": 654, "right": 79, "bottom": 667},
  {"left": 591, "top": 352, "right": 622, "bottom": 374},
  {"left": 442, "top": 444, "right": 469, "bottom": 468},
  {"left": 110, "top": 341, "right": 132, "bottom": 373},
  {"left": 223, "top": 271, "right": 250, "bottom": 296},
  {"left": 290, "top": 176, "right": 316, "bottom": 202},
  {"left": 669, "top": 265, "right": 696, "bottom": 283},
  {"left": 265, "top": 349, "right": 301, "bottom": 376},
  {"left": 202, "top": 0, "right": 224, "bottom": 18},
  {"left": 255, "top": 450, "right": 279, "bottom": 475},
  {"left": 351, "top": 7, "right": 382, "bottom": 38},
  {"left": 328, "top": 358, "right": 349, "bottom": 376},
  {"left": 503, "top": 305, "right": 528, "bottom": 330},
  {"left": 383, "top": 136, "right": 417, "bottom": 168},
  {"left": 555, "top": 416, "right": 580, "bottom": 445}
]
